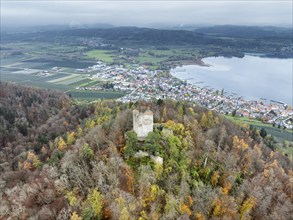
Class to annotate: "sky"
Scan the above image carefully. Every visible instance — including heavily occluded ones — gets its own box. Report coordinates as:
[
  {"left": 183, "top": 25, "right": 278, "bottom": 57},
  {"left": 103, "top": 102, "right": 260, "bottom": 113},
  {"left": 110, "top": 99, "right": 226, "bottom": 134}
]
[{"left": 1, "top": 0, "right": 292, "bottom": 28}]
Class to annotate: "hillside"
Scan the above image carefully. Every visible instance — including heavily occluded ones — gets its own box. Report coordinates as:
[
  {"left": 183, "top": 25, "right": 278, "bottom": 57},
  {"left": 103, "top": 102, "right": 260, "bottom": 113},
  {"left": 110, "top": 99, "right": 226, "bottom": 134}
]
[
  {"left": 0, "top": 83, "right": 292, "bottom": 219},
  {"left": 1, "top": 26, "right": 292, "bottom": 58}
]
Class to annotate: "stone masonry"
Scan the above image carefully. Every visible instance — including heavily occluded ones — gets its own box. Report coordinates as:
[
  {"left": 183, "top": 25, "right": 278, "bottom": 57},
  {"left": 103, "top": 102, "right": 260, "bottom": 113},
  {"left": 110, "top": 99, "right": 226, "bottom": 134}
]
[{"left": 133, "top": 109, "right": 153, "bottom": 139}]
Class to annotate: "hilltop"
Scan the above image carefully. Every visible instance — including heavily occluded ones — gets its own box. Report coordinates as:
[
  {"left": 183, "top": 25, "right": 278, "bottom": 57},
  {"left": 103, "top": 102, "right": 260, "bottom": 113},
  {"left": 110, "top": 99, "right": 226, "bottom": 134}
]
[{"left": 0, "top": 83, "right": 292, "bottom": 219}]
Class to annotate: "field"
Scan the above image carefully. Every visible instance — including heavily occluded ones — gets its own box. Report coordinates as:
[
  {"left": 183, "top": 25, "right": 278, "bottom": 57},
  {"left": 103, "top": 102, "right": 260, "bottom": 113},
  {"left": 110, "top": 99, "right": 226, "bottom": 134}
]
[
  {"left": 224, "top": 115, "right": 293, "bottom": 142},
  {"left": 276, "top": 143, "right": 293, "bottom": 158},
  {"left": 67, "top": 90, "right": 127, "bottom": 101},
  {"left": 0, "top": 41, "right": 132, "bottom": 101},
  {"left": 85, "top": 50, "right": 115, "bottom": 63},
  {"left": 133, "top": 48, "right": 200, "bottom": 67}
]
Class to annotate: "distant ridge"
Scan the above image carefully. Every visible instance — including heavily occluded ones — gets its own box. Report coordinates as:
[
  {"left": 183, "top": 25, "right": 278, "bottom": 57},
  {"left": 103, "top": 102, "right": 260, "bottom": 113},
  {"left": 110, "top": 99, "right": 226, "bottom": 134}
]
[{"left": 194, "top": 25, "right": 293, "bottom": 38}]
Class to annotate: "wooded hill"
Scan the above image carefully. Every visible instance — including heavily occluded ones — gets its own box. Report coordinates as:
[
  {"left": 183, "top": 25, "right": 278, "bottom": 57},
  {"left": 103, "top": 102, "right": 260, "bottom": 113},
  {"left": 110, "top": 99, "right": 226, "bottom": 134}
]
[
  {"left": 2, "top": 26, "right": 292, "bottom": 58},
  {"left": 0, "top": 83, "right": 292, "bottom": 219}
]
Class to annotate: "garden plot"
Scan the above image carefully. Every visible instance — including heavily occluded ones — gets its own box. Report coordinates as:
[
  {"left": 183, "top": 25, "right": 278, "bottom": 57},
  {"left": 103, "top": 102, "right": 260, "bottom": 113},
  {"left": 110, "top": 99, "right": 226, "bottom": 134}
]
[
  {"left": 48, "top": 74, "right": 86, "bottom": 85},
  {"left": 12, "top": 69, "right": 40, "bottom": 75}
]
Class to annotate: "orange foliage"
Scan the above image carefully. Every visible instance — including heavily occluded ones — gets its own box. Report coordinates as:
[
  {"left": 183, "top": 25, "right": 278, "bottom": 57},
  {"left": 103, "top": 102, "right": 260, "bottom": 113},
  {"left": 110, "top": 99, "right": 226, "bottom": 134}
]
[
  {"left": 221, "top": 182, "right": 232, "bottom": 195},
  {"left": 180, "top": 203, "right": 192, "bottom": 216},
  {"left": 213, "top": 197, "right": 237, "bottom": 218},
  {"left": 195, "top": 212, "right": 205, "bottom": 220},
  {"left": 23, "top": 151, "right": 41, "bottom": 170}
]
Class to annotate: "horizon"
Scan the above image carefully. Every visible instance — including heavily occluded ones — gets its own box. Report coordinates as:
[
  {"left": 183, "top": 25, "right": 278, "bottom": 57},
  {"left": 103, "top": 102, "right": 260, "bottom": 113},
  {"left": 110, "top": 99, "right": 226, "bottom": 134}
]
[
  {"left": 1, "top": 23, "right": 292, "bottom": 33},
  {"left": 1, "top": 0, "right": 292, "bottom": 29}
]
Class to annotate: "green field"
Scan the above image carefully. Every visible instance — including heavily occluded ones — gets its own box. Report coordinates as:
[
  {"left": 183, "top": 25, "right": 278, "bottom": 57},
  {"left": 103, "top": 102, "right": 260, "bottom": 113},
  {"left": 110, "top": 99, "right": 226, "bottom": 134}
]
[
  {"left": 276, "top": 143, "right": 293, "bottom": 158},
  {"left": 224, "top": 115, "right": 293, "bottom": 141},
  {"left": 67, "top": 90, "right": 127, "bottom": 101},
  {"left": 85, "top": 50, "right": 115, "bottom": 63}
]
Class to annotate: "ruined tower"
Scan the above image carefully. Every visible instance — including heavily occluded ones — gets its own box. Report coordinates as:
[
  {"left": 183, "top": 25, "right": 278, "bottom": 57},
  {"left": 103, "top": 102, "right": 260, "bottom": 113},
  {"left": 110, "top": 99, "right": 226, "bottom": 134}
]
[{"left": 133, "top": 109, "right": 153, "bottom": 139}]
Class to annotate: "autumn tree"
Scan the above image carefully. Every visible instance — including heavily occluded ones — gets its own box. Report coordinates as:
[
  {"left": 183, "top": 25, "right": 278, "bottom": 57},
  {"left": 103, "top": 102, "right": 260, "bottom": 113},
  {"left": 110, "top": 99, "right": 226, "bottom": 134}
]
[{"left": 82, "top": 189, "right": 103, "bottom": 220}]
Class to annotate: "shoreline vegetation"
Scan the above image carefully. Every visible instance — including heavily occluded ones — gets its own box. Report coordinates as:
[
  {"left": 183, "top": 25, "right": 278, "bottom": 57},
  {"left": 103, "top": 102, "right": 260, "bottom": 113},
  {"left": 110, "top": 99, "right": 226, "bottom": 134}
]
[{"left": 163, "top": 59, "right": 212, "bottom": 68}]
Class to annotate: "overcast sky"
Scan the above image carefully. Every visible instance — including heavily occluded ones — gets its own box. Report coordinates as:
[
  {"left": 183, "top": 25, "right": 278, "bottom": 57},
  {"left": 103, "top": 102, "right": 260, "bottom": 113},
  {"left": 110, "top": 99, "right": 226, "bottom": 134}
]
[{"left": 1, "top": 0, "right": 292, "bottom": 28}]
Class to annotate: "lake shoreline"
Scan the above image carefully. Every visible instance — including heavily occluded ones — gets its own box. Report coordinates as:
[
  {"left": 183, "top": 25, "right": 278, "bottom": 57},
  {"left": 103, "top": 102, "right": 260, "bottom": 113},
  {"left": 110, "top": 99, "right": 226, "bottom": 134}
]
[
  {"left": 164, "top": 59, "right": 212, "bottom": 68},
  {"left": 170, "top": 55, "right": 292, "bottom": 105}
]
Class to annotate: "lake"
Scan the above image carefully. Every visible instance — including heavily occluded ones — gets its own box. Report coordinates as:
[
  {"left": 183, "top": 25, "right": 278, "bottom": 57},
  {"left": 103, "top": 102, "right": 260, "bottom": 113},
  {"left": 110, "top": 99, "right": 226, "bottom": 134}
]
[{"left": 171, "top": 55, "right": 293, "bottom": 105}]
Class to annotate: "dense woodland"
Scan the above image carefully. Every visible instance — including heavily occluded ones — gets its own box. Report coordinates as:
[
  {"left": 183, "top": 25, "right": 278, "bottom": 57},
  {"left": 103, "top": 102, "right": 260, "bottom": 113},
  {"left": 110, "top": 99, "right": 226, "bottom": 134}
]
[{"left": 0, "top": 83, "right": 292, "bottom": 219}]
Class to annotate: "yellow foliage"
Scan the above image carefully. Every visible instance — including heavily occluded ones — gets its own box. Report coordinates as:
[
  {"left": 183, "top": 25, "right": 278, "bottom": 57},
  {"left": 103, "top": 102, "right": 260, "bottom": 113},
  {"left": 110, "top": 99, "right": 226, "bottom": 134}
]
[
  {"left": 182, "top": 138, "right": 188, "bottom": 148},
  {"left": 82, "top": 143, "right": 94, "bottom": 158},
  {"left": 214, "top": 117, "right": 220, "bottom": 125},
  {"left": 150, "top": 184, "right": 159, "bottom": 201},
  {"left": 180, "top": 203, "right": 192, "bottom": 216},
  {"left": 57, "top": 137, "right": 67, "bottom": 151},
  {"left": 165, "top": 120, "right": 175, "bottom": 129},
  {"left": 213, "top": 199, "right": 222, "bottom": 216},
  {"left": 195, "top": 212, "right": 205, "bottom": 220},
  {"left": 240, "top": 197, "right": 257, "bottom": 220},
  {"left": 162, "top": 107, "right": 167, "bottom": 122},
  {"left": 96, "top": 115, "right": 110, "bottom": 125},
  {"left": 119, "top": 207, "right": 131, "bottom": 220},
  {"left": 139, "top": 210, "right": 148, "bottom": 220},
  {"left": 67, "top": 131, "right": 76, "bottom": 145},
  {"left": 84, "top": 189, "right": 103, "bottom": 218},
  {"left": 23, "top": 151, "right": 41, "bottom": 169},
  {"left": 207, "top": 111, "right": 214, "bottom": 128},
  {"left": 200, "top": 113, "right": 208, "bottom": 128},
  {"left": 115, "top": 196, "right": 125, "bottom": 210},
  {"left": 221, "top": 182, "right": 232, "bottom": 195},
  {"left": 66, "top": 191, "right": 78, "bottom": 206},
  {"left": 32, "top": 156, "right": 41, "bottom": 168},
  {"left": 233, "top": 136, "right": 248, "bottom": 151},
  {"left": 211, "top": 171, "right": 220, "bottom": 187},
  {"left": 85, "top": 119, "right": 95, "bottom": 129},
  {"left": 189, "top": 107, "right": 195, "bottom": 116},
  {"left": 165, "top": 120, "right": 187, "bottom": 137},
  {"left": 174, "top": 123, "right": 185, "bottom": 136},
  {"left": 77, "top": 126, "right": 83, "bottom": 136},
  {"left": 213, "top": 198, "right": 236, "bottom": 218},
  {"left": 49, "top": 141, "right": 54, "bottom": 151},
  {"left": 41, "top": 146, "right": 47, "bottom": 155},
  {"left": 97, "top": 117, "right": 103, "bottom": 125},
  {"left": 70, "top": 212, "right": 82, "bottom": 220},
  {"left": 154, "top": 163, "right": 163, "bottom": 178},
  {"left": 186, "top": 196, "right": 193, "bottom": 207}
]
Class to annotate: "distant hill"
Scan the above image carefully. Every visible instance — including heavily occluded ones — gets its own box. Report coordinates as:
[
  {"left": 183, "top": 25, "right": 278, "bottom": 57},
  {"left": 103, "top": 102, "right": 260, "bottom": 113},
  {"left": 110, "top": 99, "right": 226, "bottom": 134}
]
[
  {"left": 1, "top": 26, "right": 292, "bottom": 58},
  {"left": 0, "top": 83, "right": 292, "bottom": 219},
  {"left": 194, "top": 25, "right": 293, "bottom": 39},
  {"left": 2, "top": 26, "right": 291, "bottom": 44}
]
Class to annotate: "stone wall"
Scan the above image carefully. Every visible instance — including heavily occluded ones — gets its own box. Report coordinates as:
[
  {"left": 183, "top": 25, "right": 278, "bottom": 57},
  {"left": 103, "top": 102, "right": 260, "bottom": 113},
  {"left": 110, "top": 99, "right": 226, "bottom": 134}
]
[{"left": 133, "top": 109, "right": 153, "bottom": 139}]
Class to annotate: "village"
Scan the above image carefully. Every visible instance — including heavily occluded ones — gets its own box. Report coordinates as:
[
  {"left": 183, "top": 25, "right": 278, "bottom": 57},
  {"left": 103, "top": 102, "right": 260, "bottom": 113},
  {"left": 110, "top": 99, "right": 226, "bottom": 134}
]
[{"left": 75, "top": 61, "right": 293, "bottom": 130}]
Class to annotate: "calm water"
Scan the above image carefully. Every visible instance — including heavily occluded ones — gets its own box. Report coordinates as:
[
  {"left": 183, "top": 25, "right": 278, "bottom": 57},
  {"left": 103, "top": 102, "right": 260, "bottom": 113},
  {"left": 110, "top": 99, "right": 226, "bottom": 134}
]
[{"left": 171, "top": 55, "right": 293, "bottom": 105}]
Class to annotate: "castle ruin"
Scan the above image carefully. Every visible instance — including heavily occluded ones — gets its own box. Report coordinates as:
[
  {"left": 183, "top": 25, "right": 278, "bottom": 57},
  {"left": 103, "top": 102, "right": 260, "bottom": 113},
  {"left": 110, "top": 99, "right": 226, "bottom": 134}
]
[{"left": 133, "top": 109, "right": 153, "bottom": 139}]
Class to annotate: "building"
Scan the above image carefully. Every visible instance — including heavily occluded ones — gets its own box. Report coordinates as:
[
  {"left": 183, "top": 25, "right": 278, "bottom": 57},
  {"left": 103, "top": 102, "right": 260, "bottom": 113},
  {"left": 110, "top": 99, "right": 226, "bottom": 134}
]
[{"left": 133, "top": 109, "right": 153, "bottom": 139}]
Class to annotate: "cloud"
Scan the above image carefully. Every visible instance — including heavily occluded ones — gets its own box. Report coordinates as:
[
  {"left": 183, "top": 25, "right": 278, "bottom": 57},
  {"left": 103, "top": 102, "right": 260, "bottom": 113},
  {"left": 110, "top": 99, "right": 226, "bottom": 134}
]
[{"left": 1, "top": 0, "right": 292, "bottom": 27}]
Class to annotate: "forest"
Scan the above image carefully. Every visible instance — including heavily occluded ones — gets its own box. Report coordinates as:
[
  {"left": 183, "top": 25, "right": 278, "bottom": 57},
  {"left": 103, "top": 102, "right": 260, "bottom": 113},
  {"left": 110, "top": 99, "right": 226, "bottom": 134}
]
[{"left": 0, "top": 82, "right": 292, "bottom": 219}]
